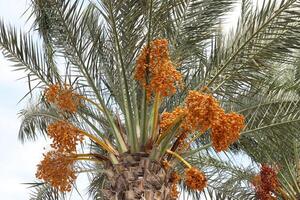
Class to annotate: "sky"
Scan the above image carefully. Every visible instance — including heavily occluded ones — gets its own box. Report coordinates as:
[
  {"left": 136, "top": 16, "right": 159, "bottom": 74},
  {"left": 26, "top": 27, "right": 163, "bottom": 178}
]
[
  {"left": 0, "top": 0, "right": 49, "bottom": 199},
  {"left": 0, "top": 0, "right": 246, "bottom": 199}
]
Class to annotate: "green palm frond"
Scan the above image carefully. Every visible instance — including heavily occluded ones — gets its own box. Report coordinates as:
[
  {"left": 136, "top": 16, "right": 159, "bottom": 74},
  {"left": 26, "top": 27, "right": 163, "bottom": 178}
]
[
  {"left": 206, "top": 0, "right": 300, "bottom": 100},
  {"left": 18, "top": 101, "right": 62, "bottom": 142},
  {"left": 201, "top": 187, "right": 242, "bottom": 200},
  {"left": 27, "top": 182, "right": 66, "bottom": 200},
  {"left": 0, "top": 20, "right": 55, "bottom": 86},
  {"left": 88, "top": 169, "right": 107, "bottom": 199},
  {"left": 185, "top": 150, "right": 256, "bottom": 199},
  {"left": 234, "top": 89, "right": 300, "bottom": 163}
]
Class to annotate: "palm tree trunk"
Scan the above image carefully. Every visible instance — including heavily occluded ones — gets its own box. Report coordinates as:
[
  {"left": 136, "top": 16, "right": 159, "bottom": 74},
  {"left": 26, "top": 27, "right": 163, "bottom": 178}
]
[{"left": 102, "top": 152, "right": 174, "bottom": 200}]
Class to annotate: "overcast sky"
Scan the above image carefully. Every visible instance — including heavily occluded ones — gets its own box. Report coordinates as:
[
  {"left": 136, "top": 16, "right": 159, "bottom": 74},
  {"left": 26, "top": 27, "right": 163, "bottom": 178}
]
[
  {"left": 0, "top": 0, "right": 50, "bottom": 199},
  {"left": 0, "top": 0, "right": 247, "bottom": 199}
]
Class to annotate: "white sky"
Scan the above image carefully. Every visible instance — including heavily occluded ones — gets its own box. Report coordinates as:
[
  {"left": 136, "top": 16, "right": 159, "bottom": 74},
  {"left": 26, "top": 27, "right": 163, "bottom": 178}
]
[
  {"left": 0, "top": 0, "right": 249, "bottom": 199},
  {"left": 0, "top": 0, "right": 49, "bottom": 199}
]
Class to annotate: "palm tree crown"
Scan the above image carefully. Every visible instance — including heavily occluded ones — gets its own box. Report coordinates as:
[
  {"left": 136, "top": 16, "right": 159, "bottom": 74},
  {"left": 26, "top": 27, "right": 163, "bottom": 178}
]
[{"left": 1, "top": 0, "right": 300, "bottom": 199}]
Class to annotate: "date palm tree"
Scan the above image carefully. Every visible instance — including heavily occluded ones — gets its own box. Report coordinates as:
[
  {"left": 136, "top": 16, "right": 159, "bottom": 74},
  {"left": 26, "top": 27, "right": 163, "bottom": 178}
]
[{"left": 1, "top": 0, "right": 300, "bottom": 199}]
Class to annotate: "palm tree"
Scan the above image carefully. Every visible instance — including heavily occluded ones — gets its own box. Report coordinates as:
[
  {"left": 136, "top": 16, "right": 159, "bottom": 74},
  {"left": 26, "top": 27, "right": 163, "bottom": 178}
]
[{"left": 1, "top": 0, "right": 300, "bottom": 199}]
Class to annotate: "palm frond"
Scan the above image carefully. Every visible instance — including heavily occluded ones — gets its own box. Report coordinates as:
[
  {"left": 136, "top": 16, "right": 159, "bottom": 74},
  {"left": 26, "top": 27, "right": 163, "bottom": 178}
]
[
  {"left": 18, "top": 102, "right": 62, "bottom": 142},
  {"left": 206, "top": 0, "right": 300, "bottom": 100},
  {"left": 0, "top": 20, "right": 54, "bottom": 86},
  {"left": 185, "top": 150, "right": 256, "bottom": 200},
  {"left": 27, "top": 182, "right": 66, "bottom": 200},
  {"left": 234, "top": 89, "right": 300, "bottom": 163}
]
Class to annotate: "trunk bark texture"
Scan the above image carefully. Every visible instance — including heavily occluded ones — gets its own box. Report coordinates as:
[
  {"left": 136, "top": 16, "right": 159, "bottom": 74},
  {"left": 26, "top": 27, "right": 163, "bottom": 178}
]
[{"left": 102, "top": 152, "right": 174, "bottom": 200}]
